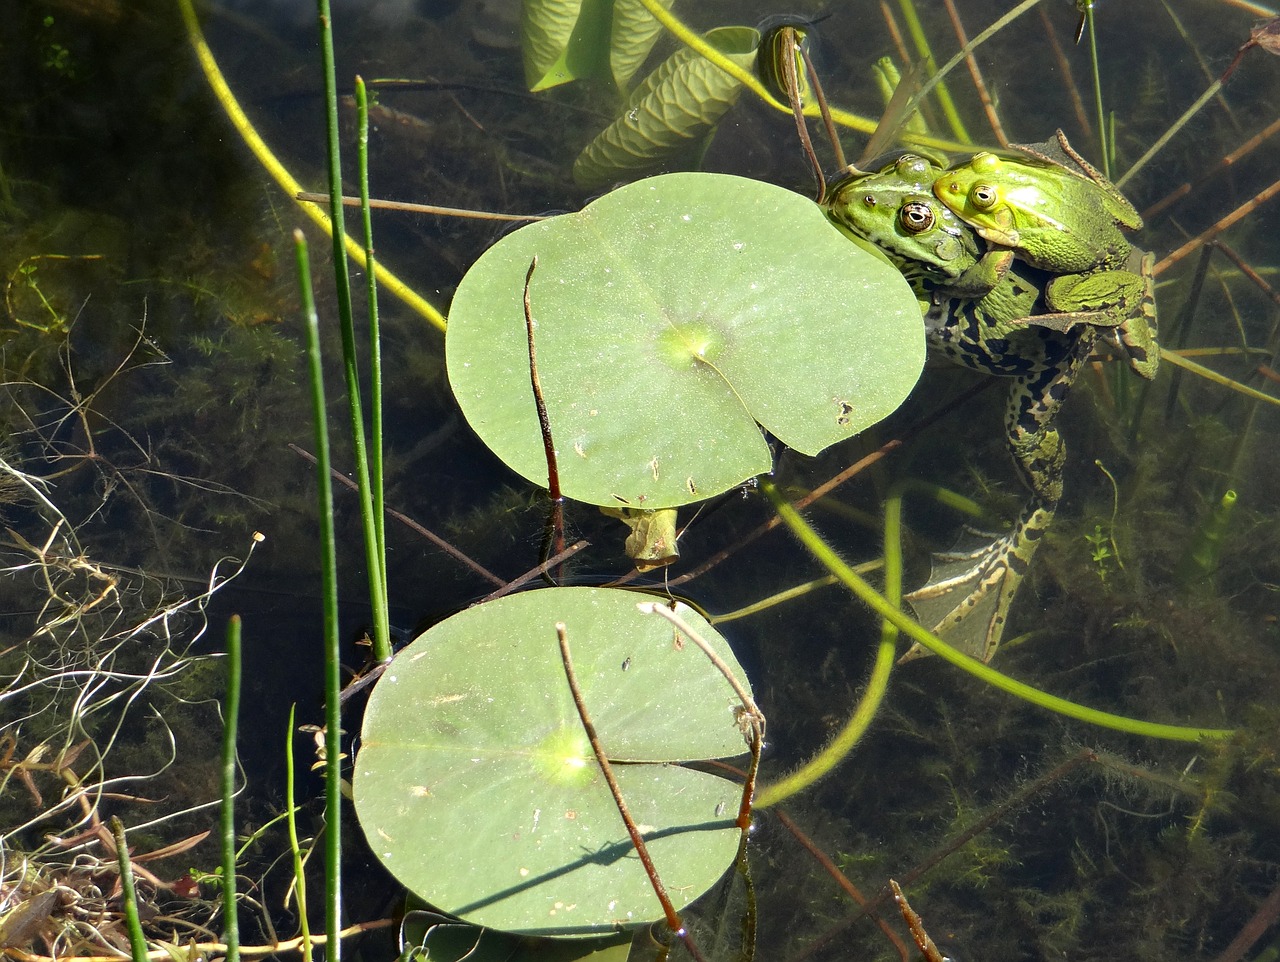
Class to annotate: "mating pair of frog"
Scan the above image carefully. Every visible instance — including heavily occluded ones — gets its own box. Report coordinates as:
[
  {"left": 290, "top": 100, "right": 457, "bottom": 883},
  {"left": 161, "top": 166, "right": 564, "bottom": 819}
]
[{"left": 822, "top": 131, "right": 1159, "bottom": 662}]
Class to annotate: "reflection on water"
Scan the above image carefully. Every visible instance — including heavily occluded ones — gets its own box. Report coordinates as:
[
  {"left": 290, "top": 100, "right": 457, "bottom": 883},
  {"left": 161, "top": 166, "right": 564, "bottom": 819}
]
[{"left": 1, "top": 1, "right": 1278, "bottom": 959}]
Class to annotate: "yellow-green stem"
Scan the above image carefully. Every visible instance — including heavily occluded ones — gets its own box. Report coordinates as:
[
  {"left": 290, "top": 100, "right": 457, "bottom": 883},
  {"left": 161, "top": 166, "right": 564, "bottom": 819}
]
[
  {"left": 755, "top": 489, "right": 906, "bottom": 807},
  {"left": 174, "top": 0, "right": 445, "bottom": 331},
  {"left": 760, "top": 479, "right": 1233, "bottom": 743}
]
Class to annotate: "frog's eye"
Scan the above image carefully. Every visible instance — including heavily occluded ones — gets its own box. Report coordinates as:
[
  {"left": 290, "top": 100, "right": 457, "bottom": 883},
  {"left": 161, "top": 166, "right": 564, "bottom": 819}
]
[
  {"left": 898, "top": 201, "right": 935, "bottom": 233},
  {"left": 969, "top": 183, "right": 999, "bottom": 210},
  {"left": 862, "top": 195, "right": 877, "bottom": 208}
]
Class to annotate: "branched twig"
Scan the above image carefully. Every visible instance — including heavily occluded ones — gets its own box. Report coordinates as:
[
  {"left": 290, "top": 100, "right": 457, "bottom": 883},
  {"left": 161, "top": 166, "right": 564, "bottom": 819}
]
[{"left": 555, "top": 623, "right": 706, "bottom": 961}]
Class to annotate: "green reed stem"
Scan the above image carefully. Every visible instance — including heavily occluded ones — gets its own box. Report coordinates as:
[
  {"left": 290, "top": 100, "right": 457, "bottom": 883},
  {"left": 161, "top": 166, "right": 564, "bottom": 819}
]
[
  {"left": 220, "top": 615, "right": 242, "bottom": 962},
  {"left": 1116, "top": 77, "right": 1223, "bottom": 189},
  {"left": 899, "top": 0, "right": 1043, "bottom": 143},
  {"left": 897, "top": 0, "right": 971, "bottom": 144},
  {"left": 294, "top": 228, "right": 344, "bottom": 959},
  {"left": 109, "top": 817, "right": 150, "bottom": 962},
  {"left": 316, "top": 0, "right": 390, "bottom": 663},
  {"left": 285, "top": 703, "right": 313, "bottom": 962},
  {"left": 755, "top": 488, "right": 905, "bottom": 808},
  {"left": 1082, "top": 4, "right": 1111, "bottom": 179},
  {"left": 760, "top": 479, "right": 1233, "bottom": 743},
  {"left": 354, "top": 76, "right": 389, "bottom": 659}
]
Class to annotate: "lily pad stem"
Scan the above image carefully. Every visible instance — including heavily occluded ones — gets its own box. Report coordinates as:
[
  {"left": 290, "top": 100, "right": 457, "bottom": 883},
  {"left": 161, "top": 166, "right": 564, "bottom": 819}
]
[{"left": 524, "top": 257, "right": 566, "bottom": 575}]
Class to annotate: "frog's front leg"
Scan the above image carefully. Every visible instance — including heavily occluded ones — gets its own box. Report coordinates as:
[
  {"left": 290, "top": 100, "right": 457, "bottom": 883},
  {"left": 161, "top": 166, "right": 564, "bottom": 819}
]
[
  {"left": 938, "top": 247, "right": 1015, "bottom": 301},
  {"left": 1027, "top": 251, "right": 1159, "bottom": 379}
]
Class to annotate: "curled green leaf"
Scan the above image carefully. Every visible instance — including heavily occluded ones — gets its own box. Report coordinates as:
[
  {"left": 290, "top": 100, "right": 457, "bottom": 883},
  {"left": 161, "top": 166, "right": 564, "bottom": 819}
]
[
  {"left": 609, "top": 0, "right": 676, "bottom": 91},
  {"left": 573, "top": 26, "right": 760, "bottom": 188}
]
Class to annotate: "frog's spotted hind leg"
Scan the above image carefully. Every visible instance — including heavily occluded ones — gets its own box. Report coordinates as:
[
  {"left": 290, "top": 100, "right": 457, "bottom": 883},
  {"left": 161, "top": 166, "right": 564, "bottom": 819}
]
[
  {"left": 900, "top": 334, "right": 1092, "bottom": 663},
  {"left": 901, "top": 498, "right": 1056, "bottom": 663}
]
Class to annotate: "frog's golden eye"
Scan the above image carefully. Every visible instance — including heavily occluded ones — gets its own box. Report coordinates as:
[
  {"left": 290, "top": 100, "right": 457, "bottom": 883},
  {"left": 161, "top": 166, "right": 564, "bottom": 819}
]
[
  {"left": 970, "top": 183, "right": 999, "bottom": 209},
  {"left": 899, "top": 201, "right": 935, "bottom": 233}
]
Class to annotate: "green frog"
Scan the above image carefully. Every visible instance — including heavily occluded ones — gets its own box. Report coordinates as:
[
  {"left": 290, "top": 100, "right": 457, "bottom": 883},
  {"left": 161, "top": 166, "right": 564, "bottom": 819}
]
[
  {"left": 824, "top": 154, "right": 1108, "bottom": 662},
  {"left": 931, "top": 131, "right": 1159, "bottom": 380}
]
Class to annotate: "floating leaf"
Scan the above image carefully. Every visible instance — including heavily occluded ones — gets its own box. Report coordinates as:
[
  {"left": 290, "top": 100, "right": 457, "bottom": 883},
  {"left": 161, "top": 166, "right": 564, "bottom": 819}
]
[
  {"left": 354, "top": 587, "right": 752, "bottom": 936},
  {"left": 446, "top": 172, "right": 924, "bottom": 509},
  {"left": 573, "top": 26, "right": 760, "bottom": 188}
]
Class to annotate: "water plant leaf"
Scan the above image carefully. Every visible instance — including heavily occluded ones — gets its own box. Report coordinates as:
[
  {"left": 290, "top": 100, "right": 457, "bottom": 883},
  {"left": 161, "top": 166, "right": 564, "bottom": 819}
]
[
  {"left": 354, "top": 587, "right": 752, "bottom": 936},
  {"left": 573, "top": 26, "right": 760, "bottom": 188},
  {"left": 446, "top": 171, "right": 924, "bottom": 509},
  {"left": 609, "top": 0, "right": 675, "bottom": 90},
  {"left": 522, "top": 0, "right": 612, "bottom": 91},
  {"left": 600, "top": 505, "right": 680, "bottom": 570}
]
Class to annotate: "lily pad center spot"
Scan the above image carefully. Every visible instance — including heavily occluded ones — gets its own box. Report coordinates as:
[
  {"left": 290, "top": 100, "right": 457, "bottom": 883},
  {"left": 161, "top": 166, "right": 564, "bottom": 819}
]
[
  {"left": 534, "top": 724, "right": 596, "bottom": 788},
  {"left": 659, "top": 321, "right": 724, "bottom": 370}
]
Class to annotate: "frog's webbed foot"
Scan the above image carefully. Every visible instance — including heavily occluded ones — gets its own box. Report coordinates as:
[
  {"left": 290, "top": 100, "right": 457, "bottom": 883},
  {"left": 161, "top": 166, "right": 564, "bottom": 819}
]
[
  {"left": 901, "top": 499, "right": 1056, "bottom": 664},
  {"left": 900, "top": 530, "right": 1027, "bottom": 664}
]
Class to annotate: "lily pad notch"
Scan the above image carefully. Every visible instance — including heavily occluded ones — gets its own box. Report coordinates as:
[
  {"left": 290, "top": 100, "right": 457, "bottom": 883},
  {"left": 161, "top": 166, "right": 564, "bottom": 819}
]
[{"left": 446, "top": 171, "right": 925, "bottom": 511}]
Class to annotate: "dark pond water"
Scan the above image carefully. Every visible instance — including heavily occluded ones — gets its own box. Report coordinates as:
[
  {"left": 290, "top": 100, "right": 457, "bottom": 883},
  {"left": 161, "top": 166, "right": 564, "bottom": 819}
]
[{"left": 2, "top": 1, "right": 1279, "bottom": 960}]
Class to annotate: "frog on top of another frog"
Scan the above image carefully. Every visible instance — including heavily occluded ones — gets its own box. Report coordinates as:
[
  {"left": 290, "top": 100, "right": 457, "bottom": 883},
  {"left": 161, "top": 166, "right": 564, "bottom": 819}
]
[
  {"left": 932, "top": 130, "right": 1159, "bottom": 379},
  {"left": 823, "top": 145, "right": 1155, "bottom": 663}
]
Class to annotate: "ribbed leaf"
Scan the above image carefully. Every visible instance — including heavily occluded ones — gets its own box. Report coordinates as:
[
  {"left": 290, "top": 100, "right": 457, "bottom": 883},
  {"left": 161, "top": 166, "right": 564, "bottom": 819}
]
[
  {"left": 522, "top": 0, "right": 611, "bottom": 92},
  {"left": 609, "top": 0, "right": 675, "bottom": 91},
  {"left": 573, "top": 26, "right": 759, "bottom": 188}
]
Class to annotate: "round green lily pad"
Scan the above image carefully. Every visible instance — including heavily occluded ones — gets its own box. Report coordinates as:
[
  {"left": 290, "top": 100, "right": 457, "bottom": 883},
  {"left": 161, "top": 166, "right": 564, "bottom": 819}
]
[
  {"left": 446, "top": 171, "right": 923, "bottom": 509},
  {"left": 353, "top": 587, "right": 753, "bottom": 936}
]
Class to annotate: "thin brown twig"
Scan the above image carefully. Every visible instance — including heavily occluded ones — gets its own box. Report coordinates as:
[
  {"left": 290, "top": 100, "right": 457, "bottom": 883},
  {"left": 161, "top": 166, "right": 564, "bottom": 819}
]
[
  {"left": 880, "top": 2, "right": 913, "bottom": 74},
  {"left": 554, "top": 623, "right": 706, "bottom": 961},
  {"left": 1211, "top": 877, "right": 1280, "bottom": 962},
  {"left": 889, "top": 881, "right": 946, "bottom": 962},
  {"left": 802, "top": 45, "right": 846, "bottom": 171},
  {"left": 896, "top": 749, "right": 1096, "bottom": 891},
  {"left": 1142, "top": 116, "right": 1280, "bottom": 221},
  {"left": 1038, "top": 7, "right": 1092, "bottom": 141},
  {"left": 295, "top": 191, "right": 545, "bottom": 222},
  {"left": 1155, "top": 177, "right": 1280, "bottom": 275},
  {"left": 1213, "top": 241, "right": 1280, "bottom": 307},
  {"left": 523, "top": 256, "right": 566, "bottom": 578},
  {"left": 771, "top": 809, "right": 910, "bottom": 962},
  {"left": 287, "top": 443, "right": 505, "bottom": 586},
  {"left": 477, "top": 539, "right": 591, "bottom": 603},
  {"left": 774, "top": 26, "right": 825, "bottom": 203},
  {"left": 942, "top": 0, "right": 1007, "bottom": 144}
]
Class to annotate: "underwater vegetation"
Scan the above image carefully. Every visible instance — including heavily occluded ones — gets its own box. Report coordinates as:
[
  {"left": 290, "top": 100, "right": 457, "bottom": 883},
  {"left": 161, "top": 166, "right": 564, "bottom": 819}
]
[{"left": 2, "top": 1, "right": 1280, "bottom": 961}]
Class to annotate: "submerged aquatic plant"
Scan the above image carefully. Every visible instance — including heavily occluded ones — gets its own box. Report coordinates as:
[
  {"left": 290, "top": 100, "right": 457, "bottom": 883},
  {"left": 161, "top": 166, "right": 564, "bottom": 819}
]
[{"left": 7, "top": 1, "right": 1277, "bottom": 960}]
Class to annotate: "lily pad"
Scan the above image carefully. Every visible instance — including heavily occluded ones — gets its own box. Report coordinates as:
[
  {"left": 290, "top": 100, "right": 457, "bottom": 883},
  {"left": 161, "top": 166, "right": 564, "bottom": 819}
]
[
  {"left": 446, "top": 172, "right": 924, "bottom": 509},
  {"left": 353, "top": 587, "right": 753, "bottom": 936}
]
